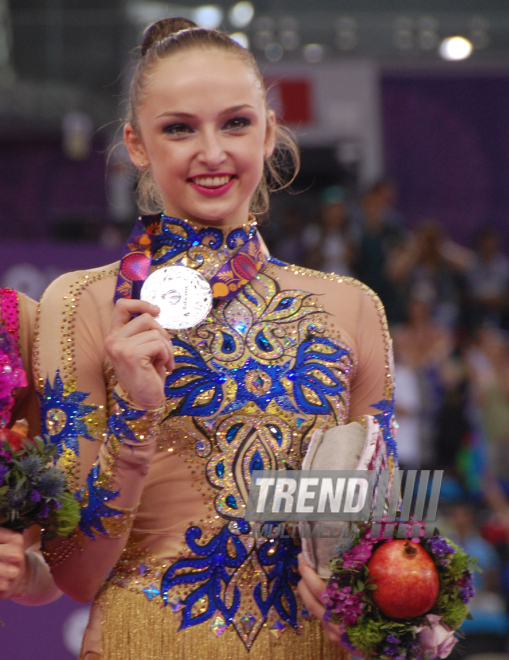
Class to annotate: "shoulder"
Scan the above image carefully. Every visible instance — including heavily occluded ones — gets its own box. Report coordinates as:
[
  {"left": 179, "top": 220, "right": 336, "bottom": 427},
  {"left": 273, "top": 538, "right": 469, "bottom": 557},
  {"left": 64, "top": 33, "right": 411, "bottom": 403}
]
[
  {"left": 16, "top": 291, "right": 37, "bottom": 319},
  {"left": 39, "top": 262, "right": 120, "bottom": 311},
  {"left": 266, "top": 259, "right": 385, "bottom": 314}
]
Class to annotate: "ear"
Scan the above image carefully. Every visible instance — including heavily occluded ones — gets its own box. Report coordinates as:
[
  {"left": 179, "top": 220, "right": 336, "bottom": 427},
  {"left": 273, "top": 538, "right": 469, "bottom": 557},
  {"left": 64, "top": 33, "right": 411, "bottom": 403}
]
[
  {"left": 124, "top": 123, "right": 149, "bottom": 168},
  {"left": 263, "top": 109, "right": 277, "bottom": 160}
]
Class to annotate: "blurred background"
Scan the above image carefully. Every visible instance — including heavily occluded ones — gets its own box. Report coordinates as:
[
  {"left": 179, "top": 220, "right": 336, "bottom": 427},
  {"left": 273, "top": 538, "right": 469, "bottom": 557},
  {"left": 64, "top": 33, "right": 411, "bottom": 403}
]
[{"left": 3, "top": 0, "right": 509, "bottom": 658}]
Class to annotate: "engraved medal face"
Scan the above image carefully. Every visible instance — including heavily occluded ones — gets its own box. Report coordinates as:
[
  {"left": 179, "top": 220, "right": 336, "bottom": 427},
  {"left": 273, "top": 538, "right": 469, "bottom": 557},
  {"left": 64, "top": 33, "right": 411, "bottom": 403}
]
[{"left": 140, "top": 265, "right": 213, "bottom": 330}]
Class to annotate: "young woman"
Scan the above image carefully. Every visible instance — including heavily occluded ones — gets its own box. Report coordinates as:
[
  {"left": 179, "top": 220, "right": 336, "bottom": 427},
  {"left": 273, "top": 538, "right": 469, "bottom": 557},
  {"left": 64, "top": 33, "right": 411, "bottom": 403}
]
[
  {"left": 36, "top": 18, "right": 396, "bottom": 660},
  {"left": 0, "top": 287, "right": 60, "bottom": 605}
]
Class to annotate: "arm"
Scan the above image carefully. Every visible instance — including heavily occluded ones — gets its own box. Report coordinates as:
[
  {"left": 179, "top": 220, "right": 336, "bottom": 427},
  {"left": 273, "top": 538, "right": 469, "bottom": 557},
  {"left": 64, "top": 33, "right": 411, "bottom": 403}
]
[
  {"left": 36, "top": 274, "right": 173, "bottom": 602},
  {"left": 298, "top": 283, "right": 396, "bottom": 641}
]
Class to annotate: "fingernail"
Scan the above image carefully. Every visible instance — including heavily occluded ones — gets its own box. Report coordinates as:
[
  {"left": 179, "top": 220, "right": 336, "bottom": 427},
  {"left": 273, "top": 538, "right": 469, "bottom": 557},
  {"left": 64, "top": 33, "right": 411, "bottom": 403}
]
[{"left": 151, "top": 304, "right": 160, "bottom": 312}]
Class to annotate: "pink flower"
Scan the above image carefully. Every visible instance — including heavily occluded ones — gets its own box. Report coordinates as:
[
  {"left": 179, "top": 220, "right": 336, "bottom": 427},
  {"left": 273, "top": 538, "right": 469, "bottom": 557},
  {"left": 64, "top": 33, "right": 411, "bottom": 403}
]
[
  {"left": 414, "top": 614, "right": 458, "bottom": 659},
  {"left": 342, "top": 538, "right": 374, "bottom": 569},
  {"left": 322, "top": 584, "right": 364, "bottom": 626}
]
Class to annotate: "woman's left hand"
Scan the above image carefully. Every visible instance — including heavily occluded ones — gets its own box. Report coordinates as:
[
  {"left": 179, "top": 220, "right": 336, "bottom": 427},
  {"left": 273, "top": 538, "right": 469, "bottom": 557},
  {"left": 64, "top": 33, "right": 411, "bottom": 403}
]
[
  {"left": 0, "top": 528, "right": 26, "bottom": 600},
  {"left": 297, "top": 553, "right": 344, "bottom": 646}
]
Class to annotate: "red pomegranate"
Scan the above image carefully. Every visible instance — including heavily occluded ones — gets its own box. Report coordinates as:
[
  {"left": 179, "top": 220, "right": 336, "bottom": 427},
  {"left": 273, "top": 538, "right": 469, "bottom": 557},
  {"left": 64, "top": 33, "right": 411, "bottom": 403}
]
[{"left": 367, "top": 540, "right": 439, "bottom": 619}]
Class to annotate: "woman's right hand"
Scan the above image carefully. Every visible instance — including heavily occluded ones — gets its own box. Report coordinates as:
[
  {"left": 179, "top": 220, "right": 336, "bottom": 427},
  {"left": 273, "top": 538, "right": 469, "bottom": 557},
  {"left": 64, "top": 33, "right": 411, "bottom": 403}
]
[
  {"left": 104, "top": 299, "right": 175, "bottom": 410},
  {"left": 0, "top": 528, "right": 26, "bottom": 600}
]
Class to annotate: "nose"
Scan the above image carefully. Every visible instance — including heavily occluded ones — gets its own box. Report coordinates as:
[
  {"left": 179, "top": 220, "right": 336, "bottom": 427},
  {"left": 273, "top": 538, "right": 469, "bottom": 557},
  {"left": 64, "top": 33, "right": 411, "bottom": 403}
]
[{"left": 196, "top": 126, "right": 227, "bottom": 169}]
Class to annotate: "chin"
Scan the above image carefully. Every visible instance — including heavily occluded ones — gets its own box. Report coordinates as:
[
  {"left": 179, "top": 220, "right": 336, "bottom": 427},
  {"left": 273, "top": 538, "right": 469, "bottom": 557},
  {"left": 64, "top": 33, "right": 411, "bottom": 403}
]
[{"left": 188, "top": 203, "right": 247, "bottom": 226}]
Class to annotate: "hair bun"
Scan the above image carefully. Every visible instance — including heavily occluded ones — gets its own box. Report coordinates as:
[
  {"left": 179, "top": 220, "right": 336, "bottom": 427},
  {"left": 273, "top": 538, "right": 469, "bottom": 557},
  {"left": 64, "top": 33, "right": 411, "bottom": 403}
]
[{"left": 141, "top": 17, "right": 198, "bottom": 56}]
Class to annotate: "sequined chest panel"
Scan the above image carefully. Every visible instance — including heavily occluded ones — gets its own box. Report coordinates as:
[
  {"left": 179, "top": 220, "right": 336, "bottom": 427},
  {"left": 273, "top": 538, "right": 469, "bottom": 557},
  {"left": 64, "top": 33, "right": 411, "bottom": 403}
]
[{"left": 112, "top": 266, "right": 358, "bottom": 649}]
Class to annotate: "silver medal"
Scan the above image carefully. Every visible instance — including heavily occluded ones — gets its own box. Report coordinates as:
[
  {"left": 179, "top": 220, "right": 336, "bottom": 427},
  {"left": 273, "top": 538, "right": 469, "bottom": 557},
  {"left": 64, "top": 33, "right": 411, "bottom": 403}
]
[{"left": 140, "top": 265, "right": 213, "bottom": 330}]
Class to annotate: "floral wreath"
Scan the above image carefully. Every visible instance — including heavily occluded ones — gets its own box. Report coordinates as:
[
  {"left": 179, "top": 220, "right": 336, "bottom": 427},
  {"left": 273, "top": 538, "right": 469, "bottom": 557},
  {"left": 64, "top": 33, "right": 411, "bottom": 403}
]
[{"left": 323, "top": 522, "right": 477, "bottom": 660}]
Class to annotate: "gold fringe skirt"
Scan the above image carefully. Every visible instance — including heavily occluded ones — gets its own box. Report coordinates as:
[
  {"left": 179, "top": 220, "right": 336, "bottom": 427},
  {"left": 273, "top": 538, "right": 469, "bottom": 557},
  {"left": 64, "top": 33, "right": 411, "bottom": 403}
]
[{"left": 90, "top": 584, "right": 350, "bottom": 660}]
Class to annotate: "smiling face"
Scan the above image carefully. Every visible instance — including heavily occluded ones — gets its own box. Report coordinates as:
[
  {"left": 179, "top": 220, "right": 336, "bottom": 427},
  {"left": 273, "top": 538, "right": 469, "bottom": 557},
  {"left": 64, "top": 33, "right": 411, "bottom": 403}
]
[{"left": 124, "top": 48, "right": 276, "bottom": 227}]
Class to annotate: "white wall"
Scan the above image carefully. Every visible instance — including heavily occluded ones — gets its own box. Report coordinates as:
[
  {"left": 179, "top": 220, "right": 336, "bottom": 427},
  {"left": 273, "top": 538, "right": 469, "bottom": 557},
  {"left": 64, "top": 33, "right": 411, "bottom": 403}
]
[{"left": 262, "top": 59, "right": 384, "bottom": 186}]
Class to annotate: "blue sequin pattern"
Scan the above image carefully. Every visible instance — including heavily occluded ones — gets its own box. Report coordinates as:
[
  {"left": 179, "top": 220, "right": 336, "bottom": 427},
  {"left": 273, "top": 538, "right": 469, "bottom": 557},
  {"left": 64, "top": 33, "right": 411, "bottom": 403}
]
[
  {"left": 104, "top": 218, "right": 396, "bottom": 649},
  {"left": 39, "top": 370, "right": 96, "bottom": 456},
  {"left": 76, "top": 463, "right": 123, "bottom": 539},
  {"left": 108, "top": 391, "right": 148, "bottom": 444},
  {"left": 151, "top": 216, "right": 254, "bottom": 266}
]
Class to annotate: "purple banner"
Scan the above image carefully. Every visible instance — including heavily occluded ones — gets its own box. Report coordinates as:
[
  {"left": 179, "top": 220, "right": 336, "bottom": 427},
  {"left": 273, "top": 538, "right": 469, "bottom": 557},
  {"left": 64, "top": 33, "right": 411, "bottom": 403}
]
[
  {"left": 0, "top": 595, "right": 90, "bottom": 659},
  {"left": 381, "top": 73, "right": 509, "bottom": 247}
]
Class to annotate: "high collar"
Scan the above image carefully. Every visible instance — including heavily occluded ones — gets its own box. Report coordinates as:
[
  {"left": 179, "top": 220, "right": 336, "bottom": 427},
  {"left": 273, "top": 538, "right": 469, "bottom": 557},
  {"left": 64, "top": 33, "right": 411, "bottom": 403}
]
[{"left": 148, "top": 214, "right": 258, "bottom": 275}]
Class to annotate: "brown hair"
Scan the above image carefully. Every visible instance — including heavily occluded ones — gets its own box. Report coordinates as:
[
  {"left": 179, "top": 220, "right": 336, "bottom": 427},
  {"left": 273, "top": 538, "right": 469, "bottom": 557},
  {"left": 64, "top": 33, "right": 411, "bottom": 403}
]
[{"left": 127, "top": 17, "right": 300, "bottom": 217}]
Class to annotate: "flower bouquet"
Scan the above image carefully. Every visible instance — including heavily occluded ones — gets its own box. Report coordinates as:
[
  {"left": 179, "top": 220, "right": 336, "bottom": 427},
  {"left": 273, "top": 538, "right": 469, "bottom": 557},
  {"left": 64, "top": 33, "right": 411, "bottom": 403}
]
[
  {"left": 0, "top": 435, "right": 80, "bottom": 538},
  {"left": 323, "top": 523, "right": 477, "bottom": 660},
  {"left": 0, "top": 302, "right": 79, "bottom": 539}
]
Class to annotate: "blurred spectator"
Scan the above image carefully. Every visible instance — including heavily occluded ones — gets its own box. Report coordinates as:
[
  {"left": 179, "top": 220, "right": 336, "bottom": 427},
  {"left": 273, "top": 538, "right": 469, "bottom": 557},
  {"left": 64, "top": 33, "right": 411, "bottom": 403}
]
[
  {"left": 466, "top": 227, "right": 509, "bottom": 330},
  {"left": 467, "top": 328, "right": 509, "bottom": 488},
  {"left": 393, "top": 292, "right": 455, "bottom": 466},
  {"left": 390, "top": 221, "right": 466, "bottom": 330},
  {"left": 446, "top": 503, "right": 509, "bottom": 656},
  {"left": 352, "top": 178, "right": 407, "bottom": 322},
  {"left": 393, "top": 360, "right": 422, "bottom": 468},
  {"left": 302, "top": 185, "right": 356, "bottom": 275},
  {"left": 272, "top": 205, "right": 306, "bottom": 266}
]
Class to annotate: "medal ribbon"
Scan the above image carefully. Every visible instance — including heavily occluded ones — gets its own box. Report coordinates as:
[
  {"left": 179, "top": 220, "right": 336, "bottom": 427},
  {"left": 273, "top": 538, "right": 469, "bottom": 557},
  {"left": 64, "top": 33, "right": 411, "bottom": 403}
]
[{"left": 114, "top": 215, "right": 269, "bottom": 304}]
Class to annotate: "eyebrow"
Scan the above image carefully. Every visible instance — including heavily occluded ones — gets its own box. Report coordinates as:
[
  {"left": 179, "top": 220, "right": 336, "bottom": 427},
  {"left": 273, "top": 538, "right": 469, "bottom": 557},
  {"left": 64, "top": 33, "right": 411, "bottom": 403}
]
[{"left": 155, "top": 104, "right": 255, "bottom": 119}]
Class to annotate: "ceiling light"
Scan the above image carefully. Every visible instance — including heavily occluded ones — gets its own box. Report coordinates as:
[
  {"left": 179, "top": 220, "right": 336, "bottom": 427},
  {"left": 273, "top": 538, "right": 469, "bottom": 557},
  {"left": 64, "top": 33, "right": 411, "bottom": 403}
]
[
  {"left": 254, "top": 16, "right": 275, "bottom": 32},
  {"left": 230, "top": 32, "right": 249, "bottom": 49},
  {"left": 254, "top": 30, "right": 274, "bottom": 50},
  {"left": 471, "top": 16, "right": 490, "bottom": 31},
  {"left": 193, "top": 5, "right": 223, "bottom": 29},
  {"left": 336, "top": 16, "right": 357, "bottom": 51},
  {"left": 418, "top": 30, "right": 438, "bottom": 50},
  {"left": 394, "top": 30, "right": 414, "bottom": 50},
  {"left": 280, "top": 30, "right": 300, "bottom": 51},
  {"left": 417, "top": 16, "right": 438, "bottom": 31},
  {"left": 470, "top": 30, "right": 489, "bottom": 50},
  {"left": 265, "top": 43, "right": 283, "bottom": 62},
  {"left": 439, "top": 36, "right": 473, "bottom": 61},
  {"left": 279, "top": 16, "right": 298, "bottom": 32},
  {"left": 304, "top": 44, "right": 324, "bottom": 63},
  {"left": 336, "top": 16, "right": 357, "bottom": 32},
  {"left": 394, "top": 17, "right": 413, "bottom": 31},
  {"left": 228, "top": 2, "right": 254, "bottom": 29}
]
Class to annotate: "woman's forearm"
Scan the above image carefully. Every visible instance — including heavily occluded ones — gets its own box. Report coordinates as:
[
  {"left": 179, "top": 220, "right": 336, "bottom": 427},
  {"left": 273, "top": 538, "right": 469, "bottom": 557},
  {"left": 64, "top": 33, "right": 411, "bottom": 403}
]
[{"left": 44, "top": 395, "right": 164, "bottom": 602}]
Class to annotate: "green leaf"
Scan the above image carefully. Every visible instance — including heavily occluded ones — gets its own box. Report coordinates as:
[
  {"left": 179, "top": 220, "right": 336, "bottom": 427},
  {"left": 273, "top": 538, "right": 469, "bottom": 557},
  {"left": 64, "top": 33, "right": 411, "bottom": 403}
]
[{"left": 15, "top": 477, "right": 26, "bottom": 490}]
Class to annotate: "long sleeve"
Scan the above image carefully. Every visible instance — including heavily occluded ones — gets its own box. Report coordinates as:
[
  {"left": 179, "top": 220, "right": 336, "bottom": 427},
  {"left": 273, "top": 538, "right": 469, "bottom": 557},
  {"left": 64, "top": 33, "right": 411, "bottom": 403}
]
[
  {"left": 348, "top": 283, "right": 397, "bottom": 461},
  {"left": 34, "top": 267, "right": 166, "bottom": 602}
]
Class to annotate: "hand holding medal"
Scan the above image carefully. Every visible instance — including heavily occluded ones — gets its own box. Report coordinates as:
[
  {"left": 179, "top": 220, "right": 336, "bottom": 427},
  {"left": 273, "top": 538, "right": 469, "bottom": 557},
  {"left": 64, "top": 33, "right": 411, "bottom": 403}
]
[
  {"left": 104, "top": 299, "right": 175, "bottom": 410},
  {"left": 109, "top": 215, "right": 269, "bottom": 408},
  {"left": 140, "top": 265, "right": 213, "bottom": 330}
]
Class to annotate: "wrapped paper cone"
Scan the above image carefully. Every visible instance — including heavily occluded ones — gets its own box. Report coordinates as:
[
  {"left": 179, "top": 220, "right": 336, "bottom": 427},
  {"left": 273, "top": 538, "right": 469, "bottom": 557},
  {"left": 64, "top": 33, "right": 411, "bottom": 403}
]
[{"left": 300, "top": 416, "right": 388, "bottom": 579}]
